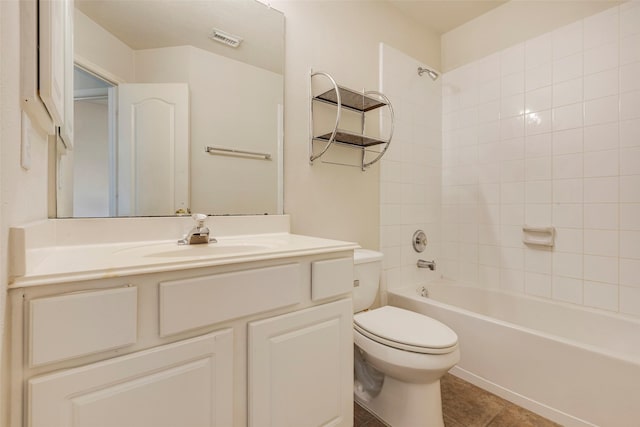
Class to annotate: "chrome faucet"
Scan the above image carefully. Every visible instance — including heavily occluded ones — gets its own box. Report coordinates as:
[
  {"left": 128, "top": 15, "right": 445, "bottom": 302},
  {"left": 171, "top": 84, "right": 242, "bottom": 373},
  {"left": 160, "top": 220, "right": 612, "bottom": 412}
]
[
  {"left": 178, "top": 214, "right": 217, "bottom": 245},
  {"left": 417, "top": 259, "right": 436, "bottom": 271}
]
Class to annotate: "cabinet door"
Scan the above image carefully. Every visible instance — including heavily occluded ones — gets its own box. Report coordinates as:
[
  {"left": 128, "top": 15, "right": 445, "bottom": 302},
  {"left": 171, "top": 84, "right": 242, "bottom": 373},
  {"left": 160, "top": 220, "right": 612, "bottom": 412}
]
[
  {"left": 28, "top": 330, "right": 233, "bottom": 427},
  {"left": 249, "top": 299, "right": 353, "bottom": 427}
]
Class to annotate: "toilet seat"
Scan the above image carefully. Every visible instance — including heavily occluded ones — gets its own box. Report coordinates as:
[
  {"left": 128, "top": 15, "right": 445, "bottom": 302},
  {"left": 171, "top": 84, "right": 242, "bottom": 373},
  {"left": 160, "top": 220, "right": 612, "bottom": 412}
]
[{"left": 354, "top": 306, "right": 458, "bottom": 355}]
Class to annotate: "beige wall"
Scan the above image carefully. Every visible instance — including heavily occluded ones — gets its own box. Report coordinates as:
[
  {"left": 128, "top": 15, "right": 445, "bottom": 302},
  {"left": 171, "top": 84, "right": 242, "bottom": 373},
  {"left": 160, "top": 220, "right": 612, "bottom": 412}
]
[
  {"left": 1, "top": 1, "right": 51, "bottom": 423},
  {"left": 272, "top": 0, "right": 440, "bottom": 249},
  {"left": 441, "top": 0, "right": 621, "bottom": 72}
]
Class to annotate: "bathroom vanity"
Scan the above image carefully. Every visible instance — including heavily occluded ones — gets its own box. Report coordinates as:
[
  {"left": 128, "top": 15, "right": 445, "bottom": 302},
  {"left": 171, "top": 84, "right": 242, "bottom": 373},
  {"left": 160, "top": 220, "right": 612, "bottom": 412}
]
[{"left": 7, "top": 216, "right": 357, "bottom": 427}]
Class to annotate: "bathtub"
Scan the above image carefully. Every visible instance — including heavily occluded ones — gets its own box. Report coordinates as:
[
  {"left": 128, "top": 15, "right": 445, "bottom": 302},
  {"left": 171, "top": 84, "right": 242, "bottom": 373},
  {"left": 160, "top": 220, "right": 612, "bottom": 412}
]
[{"left": 387, "top": 281, "right": 640, "bottom": 427}]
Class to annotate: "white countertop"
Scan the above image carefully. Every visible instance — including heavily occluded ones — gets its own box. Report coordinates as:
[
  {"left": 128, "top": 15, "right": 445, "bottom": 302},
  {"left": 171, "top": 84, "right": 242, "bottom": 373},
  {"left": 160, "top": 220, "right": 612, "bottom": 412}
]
[
  {"left": 9, "top": 216, "right": 358, "bottom": 288},
  {"left": 10, "top": 232, "right": 358, "bottom": 288}
]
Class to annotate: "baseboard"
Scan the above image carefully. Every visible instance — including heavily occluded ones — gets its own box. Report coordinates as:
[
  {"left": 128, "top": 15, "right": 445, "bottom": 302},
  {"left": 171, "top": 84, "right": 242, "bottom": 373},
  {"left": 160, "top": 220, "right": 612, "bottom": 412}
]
[{"left": 449, "top": 366, "right": 598, "bottom": 427}]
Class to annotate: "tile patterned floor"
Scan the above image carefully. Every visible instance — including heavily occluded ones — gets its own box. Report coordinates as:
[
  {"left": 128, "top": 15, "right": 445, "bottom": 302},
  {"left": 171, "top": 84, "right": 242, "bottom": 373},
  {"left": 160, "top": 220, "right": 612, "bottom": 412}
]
[{"left": 354, "top": 373, "right": 562, "bottom": 427}]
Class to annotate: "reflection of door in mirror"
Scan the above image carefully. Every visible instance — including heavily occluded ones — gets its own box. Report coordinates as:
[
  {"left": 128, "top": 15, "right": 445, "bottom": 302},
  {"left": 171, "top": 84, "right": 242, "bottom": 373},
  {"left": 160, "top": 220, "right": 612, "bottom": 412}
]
[
  {"left": 65, "top": 68, "right": 190, "bottom": 217},
  {"left": 117, "top": 83, "right": 189, "bottom": 217}
]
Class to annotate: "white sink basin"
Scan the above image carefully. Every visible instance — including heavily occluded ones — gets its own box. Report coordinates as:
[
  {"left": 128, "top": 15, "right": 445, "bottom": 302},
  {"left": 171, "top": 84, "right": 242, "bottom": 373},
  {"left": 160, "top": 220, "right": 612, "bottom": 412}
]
[{"left": 114, "top": 239, "right": 282, "bottom": 258}]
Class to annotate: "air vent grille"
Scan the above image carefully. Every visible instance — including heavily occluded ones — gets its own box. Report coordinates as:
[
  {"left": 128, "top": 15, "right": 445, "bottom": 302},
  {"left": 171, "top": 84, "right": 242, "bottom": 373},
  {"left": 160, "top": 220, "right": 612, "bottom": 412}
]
[{"left": 209, "top": 29, "right": 243, "bottom": 48}]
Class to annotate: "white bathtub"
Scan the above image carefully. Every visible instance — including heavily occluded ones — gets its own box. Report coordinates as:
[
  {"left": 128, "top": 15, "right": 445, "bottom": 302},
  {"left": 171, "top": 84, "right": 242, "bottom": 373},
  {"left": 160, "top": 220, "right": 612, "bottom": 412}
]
[{"left": 388, "top": 281, "right": 640, "bottom": 427}]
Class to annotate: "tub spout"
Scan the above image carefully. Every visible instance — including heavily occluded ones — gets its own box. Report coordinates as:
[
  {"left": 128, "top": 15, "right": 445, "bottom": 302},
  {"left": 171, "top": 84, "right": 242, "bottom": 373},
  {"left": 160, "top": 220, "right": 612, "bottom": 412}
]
[{"left": 417, "top": 259, "right": 436, "bottom": 270}]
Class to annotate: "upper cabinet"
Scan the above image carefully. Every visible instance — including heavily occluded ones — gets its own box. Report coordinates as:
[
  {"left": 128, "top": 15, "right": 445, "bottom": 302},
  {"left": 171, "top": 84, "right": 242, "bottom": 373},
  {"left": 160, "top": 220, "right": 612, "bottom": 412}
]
[{"left": 22, "top": 0, "right": 74, "bottom": 148}]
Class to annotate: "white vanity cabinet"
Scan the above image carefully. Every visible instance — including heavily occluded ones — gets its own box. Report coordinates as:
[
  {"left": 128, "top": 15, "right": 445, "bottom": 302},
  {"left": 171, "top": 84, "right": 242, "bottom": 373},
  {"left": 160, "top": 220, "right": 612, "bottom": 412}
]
[
  {"left": 29, "top": 330, "right": 234, "bottom": 427},
  {"left": 9, "top": 252, "right": 354, "bottom": 427}
]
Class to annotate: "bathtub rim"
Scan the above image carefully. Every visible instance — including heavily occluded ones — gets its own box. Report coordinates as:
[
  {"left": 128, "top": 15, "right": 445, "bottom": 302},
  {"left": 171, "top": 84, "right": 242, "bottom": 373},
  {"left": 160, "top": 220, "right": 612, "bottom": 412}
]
[{"left": 388, "top": 282, "right": 640, "bottom": 368}]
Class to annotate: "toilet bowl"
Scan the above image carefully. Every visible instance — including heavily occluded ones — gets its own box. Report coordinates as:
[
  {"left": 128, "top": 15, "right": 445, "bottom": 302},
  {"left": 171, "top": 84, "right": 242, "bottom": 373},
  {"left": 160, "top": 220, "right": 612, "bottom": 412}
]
[{"left": 353, "top": 249, "right": 459, "bottom": 427}]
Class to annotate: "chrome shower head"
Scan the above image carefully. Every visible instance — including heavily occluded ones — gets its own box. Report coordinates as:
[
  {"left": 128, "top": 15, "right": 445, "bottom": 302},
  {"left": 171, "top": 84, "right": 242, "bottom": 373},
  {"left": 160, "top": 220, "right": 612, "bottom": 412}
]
[{"left": 417, "top": 66, "right": 439, "bottom": 80}]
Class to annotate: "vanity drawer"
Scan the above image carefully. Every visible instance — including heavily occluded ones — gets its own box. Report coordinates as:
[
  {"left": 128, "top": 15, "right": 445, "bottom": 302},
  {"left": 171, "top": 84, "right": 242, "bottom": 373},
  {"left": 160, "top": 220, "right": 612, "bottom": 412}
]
[
  {"left": 29, "top": 287, "right": 138, "bottom": 367},
  {"left": 311, "top": 257, "right": 353, "bottom": 301},
  {"left": 159, "top": 263, "right": 302, "bottom": 337}
]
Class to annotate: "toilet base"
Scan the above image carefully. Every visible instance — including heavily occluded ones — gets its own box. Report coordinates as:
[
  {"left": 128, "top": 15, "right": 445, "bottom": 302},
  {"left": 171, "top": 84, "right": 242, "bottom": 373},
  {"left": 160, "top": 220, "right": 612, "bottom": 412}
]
[{"left": 355, "top": 375, "right": 444, "bottom": 427}]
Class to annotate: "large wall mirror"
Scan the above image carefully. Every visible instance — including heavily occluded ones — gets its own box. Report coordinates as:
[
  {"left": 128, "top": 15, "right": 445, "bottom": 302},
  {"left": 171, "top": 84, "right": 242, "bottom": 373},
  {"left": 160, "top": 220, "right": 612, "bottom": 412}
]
[{"left": 57, "top": 0, "right": 284, "bottom": 218}]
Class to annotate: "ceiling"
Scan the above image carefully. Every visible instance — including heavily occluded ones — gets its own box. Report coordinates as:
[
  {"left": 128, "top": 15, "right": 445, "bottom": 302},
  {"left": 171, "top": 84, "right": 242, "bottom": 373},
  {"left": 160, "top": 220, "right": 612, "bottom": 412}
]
[{"left": 386, "top": 0, "right": 508, "bottom": 35}]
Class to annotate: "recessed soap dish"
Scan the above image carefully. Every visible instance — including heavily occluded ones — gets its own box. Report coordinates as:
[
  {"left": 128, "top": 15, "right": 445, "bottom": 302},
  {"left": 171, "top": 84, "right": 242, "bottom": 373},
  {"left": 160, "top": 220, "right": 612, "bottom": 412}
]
[{"left": 522, "top": 226, "right": 555, "bottom": 247}]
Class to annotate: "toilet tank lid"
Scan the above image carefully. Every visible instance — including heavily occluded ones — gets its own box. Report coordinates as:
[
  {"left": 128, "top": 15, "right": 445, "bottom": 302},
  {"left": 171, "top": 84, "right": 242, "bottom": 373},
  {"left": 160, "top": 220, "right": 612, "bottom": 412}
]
[{"left": 354, "top": 249, "right": 384, "bottom": 264}]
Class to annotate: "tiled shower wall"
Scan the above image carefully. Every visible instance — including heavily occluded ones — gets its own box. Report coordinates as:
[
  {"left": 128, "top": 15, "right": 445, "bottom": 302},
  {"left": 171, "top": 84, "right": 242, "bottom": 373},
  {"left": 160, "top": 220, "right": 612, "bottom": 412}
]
[
  {"left": 440, "top": 2, "right": 640, "bottom": 317},
  {"left": 379, "top": 44, "right": 442, "bottom": 301}
]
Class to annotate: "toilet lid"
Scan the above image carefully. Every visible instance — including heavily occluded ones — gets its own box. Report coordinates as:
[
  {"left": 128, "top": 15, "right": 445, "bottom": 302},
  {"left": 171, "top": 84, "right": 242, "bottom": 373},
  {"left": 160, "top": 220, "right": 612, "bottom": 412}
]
[{"left": 354, "top": 306, "right": 458, "bottom": 354}]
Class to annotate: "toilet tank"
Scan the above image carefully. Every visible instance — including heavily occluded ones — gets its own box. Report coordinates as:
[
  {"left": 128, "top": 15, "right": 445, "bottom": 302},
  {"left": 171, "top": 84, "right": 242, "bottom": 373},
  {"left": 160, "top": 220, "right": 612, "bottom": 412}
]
[{"left": 352, "top": 249, "right": 384, "bottom": 313}]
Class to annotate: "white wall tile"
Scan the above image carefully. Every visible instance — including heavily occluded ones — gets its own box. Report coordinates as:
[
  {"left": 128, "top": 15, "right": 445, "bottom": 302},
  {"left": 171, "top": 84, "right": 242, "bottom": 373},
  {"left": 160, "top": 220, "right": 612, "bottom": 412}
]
[
  {"left": 526, "top": 157, "right": 552, "bottom": 181},
  {"left": 553, "top": 252, "right": 583, "bottom": 278},
  {"left": 553, "top": 204, "right": 583, "bottom": 228},
  {"left": 620, "top": 258, "right": 640, "bottom": 287},
  {"left": 620, "top": 286, "right": 640, "bottom": 316},
  {"left": 620, "top": 119, "right": 640, "bottom": 147},
  {"left": 621, "top": 2, "right": 640, "bottom": 38},
  {"left": 620, "top": 175, "right": 640, "bottom": 202},
  {"left": 584, "top": 42, "right": 619, "bottom": 74},
  {"left": 501, "top": 160, "right": 525, "bottom": 182},
  {"left": 552, "top": 276, "right": 583, "bottom": 304},
  {"left": 500, "top": 138, "right": 525, "bottom": 161},
  {"left": 553, "top": 178, "right": 583, "bottom": 203},
  {"left": 584, "top": 69, "right": 619, "bottom": 100},
  {"left": 438, "top": 11, "right": 640, "bottom": 315},
  {"left": 552, "top": 103, "right": 583, "bottom": 131},
  {"left": 525, "top": 63, "right": 553, "bottom": 91},
  {"left": 620, "top": 62, "right": 640, "bottom": 93},
  {"left": 553, "top": 78, "right": 583, "bottom": 107},
  {"left": 553, "top": 21, "right": 583, "bottom": 59},
  {"left": 500, "top": 116, "right": 525, "bottom": 139},
  {"left": 478, "top": 79, "right": 501, "bottom": 103},
  {"left": 525, "top": 247, "right": 552, "bottom": 273},
  {"left": 553, "top": 53, "right": 583, "bottom": 83},
  {"left": 620, "top": 204, "right": 640, "bottom": 231},
  {"left": 501, "top": 43, "right": 525, "bottom": 76},
  {"left": 526, "top": 110, "right": 552, "bottom": 135},
  {"left": 584, "top": 281, "right": 619, "bottom": 311},
  {"left": 525, "top": 272, "right": 552, "bottom": 297},
  {"left": 583, "top": 150, "right": 619, "bottom": 177},
  {"left": 525, "top": 203, "right": 552, "bottom": 225},
  {"left": 500, "top": 268, "right": 525, "bottom": 292},
  {"left": 584, "top": 229, "right": 619, "bottom": 257},
  {"left": 620, "top": 230, "right": 640, "bottom": 259},
  {"left": 555, "top": 227, "right": 584, "bottom": 253},
  {"left": 584, "top": 95, "right": 619, "bottom": 126},
  {"left": 526, "top": 33, "right": 552, "bottom": 69},
  {"left": 553, "top": 153, "right": 583, "bottom": 179},
  {"left": 526, "top": 86, "right": 552, "bottom": 113},
  {"left": 525, "top": 133, "right": 552, "bottom": 158},
  {"left": 620, "top": 147, "right": 640, "bottom": 175},
  {"left": 620, "top": 34, "right": 640, "bottom": 65},
  {"left": 583, "top": 7, "right": 618, "bottom": 50},
  {"left": 502, "top": 72, "right": 525, "bottom": 97},
  {"left": 584, "top": 255, "right": 618, "bottom": 283},
  {"left": 620, "top": 90, "right": 640, "bottom": 121},
  {"left": 501, "top": 94, "right": 525, "bottom": 118},
  {"left": 552, "top": 128, "right": 583, "bottom": 155},
  {"left": 525, "top": 181, "right": 552, "bottom": 203},
  {"left": 501, "top": 182, "right": 525, "bottom": 204},
  {"left": 584, "top": 203, "right": 618, "bottom": 230},
  {"left": 584, "top": 123, "right": 619, "bottom": 152},
  {"left": 584, "top": 176, "right": 619, "bottom": 203}
]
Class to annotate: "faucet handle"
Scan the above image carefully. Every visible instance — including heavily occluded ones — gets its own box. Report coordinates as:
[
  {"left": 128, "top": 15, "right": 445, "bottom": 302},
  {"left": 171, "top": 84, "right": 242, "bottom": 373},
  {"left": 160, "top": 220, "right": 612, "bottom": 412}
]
[{"left": 192, "top": 213, "right": 207, "bottom": 227}]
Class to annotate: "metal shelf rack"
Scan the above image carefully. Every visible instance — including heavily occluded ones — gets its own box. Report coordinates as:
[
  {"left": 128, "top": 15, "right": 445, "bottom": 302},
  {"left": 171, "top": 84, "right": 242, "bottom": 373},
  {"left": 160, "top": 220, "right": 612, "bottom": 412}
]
[{"left": 309, "top": 70, "right": 394, "bottom": 170}]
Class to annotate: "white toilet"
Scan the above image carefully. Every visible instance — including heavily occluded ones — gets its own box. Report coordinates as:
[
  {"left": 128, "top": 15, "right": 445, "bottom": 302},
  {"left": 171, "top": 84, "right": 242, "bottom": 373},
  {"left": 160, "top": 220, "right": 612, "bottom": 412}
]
[{"left": 353, "top": 249, "right": 460, "bottom": 427}]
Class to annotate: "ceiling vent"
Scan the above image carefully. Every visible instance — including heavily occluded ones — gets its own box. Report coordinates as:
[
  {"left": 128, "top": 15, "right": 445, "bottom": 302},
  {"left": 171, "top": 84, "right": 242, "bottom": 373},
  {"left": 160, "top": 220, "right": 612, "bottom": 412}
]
[{"left": 209, "top": 29, "right": 243, "bottom": 48}]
